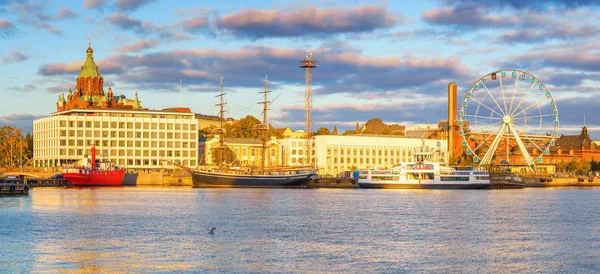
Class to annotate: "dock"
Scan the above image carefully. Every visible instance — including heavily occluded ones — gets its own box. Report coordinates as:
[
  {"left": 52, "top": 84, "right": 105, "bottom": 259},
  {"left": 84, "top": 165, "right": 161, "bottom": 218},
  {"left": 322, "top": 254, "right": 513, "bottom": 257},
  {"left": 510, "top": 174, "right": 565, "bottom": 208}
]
[
  {"left": 26, "top": 178, "right": 69, "bottom": 187},
  {"left": 490, "top": 175, "right": 525, "bottom": 189},
  {"left": 307, "top": 177, "right": 358, "bottom": 188}
]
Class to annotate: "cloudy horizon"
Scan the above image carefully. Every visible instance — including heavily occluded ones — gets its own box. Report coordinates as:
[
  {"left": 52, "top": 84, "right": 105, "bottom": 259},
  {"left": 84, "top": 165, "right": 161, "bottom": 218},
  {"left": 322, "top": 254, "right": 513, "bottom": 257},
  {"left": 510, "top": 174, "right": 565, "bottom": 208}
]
[{"left": 1, "top": 0, "right": 599, "bottom": 138}]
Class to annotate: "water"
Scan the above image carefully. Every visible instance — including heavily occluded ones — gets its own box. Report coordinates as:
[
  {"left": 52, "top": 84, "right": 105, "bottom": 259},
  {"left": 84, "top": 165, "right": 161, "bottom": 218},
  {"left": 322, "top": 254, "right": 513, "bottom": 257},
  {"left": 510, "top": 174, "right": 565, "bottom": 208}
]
[{"left": 2, "top": 187, "right": 600, "bottom": 273}]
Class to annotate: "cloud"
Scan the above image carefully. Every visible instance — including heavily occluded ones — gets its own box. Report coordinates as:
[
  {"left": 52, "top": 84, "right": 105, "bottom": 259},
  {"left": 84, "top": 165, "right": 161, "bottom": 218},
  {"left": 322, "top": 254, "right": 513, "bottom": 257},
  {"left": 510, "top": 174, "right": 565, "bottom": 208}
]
[
  {"left": 39, "top": 57, "right": 124, "bottom": 76},
  {"left": 83, "top": 0, "right": 110, "bottom": 10},
  {"left": 117, "top": 39, "right": 160, "bottom": 52},
  {"left": 2, "top": 50, "right": 29, "bottom": 63},
  {"left": 84, "top": 0, "right": 156, "bottom": 12},
  {"left": 214, "top": 5, "right": 400, "bottom": 39},
  {"left": 182, "top": 17, "right": 209, "bottom": 33},
  {"left": 443, "top": 0, "right": 600, "bottom": 10},
  {"left": 422, "top": 4, "right": 519, "bottom": 28},
  {"left": 115, "top": 0, "right": 156, "bottom": 12},
  {"left": 8, "top": 84, "right": 36, "bottom": 93},
  {"left": 505, "top": 47, "right": 600, "bottom": 72},
  {"left": 56, "top": 7, "right": 80, "bottom": 19},
  {"left": 0, "top": 114, "right": 45, "bottom": 134},
  {"left": 38, "top": 44, "right": 471, "bottom": 98},
  {"left": 107, "top": 13, "right": 164, "bottom": 35},
  {"left": 8, "top": 3, "right": 81, "bottom": 35},
  {"left": 0, "top": 19, "right": 17, "bottom": 38}
]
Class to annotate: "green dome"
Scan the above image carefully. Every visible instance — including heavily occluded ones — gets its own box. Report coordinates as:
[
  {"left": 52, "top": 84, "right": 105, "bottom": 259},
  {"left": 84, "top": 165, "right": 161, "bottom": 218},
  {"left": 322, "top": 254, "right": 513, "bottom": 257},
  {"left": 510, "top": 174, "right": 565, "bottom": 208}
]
[{"left": 78, "top": 43, "right": 101, "bottom": 79}]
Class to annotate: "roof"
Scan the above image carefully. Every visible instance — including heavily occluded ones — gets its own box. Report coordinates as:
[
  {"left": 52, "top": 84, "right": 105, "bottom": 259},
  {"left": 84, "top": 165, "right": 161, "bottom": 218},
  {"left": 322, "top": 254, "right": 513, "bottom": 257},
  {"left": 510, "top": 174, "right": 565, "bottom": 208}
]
[
  {"left": 78, "top": 44, "right": 101, "bottom": 79},
  {"left": 553, "top": 126, "right": 598, "bottom": 150}
]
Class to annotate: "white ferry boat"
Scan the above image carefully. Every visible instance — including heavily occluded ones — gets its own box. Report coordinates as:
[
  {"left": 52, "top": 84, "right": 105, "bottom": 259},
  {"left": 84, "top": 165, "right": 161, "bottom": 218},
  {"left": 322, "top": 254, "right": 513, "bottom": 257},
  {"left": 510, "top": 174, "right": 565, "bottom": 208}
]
[{"left": 355, "top": 147, "right": 490, "bottom": 189}]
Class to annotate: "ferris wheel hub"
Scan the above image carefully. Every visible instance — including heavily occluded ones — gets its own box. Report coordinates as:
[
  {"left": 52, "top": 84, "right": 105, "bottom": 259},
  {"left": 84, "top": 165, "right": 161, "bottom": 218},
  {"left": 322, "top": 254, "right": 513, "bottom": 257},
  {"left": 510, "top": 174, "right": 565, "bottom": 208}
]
[{"left": 502, "top": 115, "right": 513, "bottom": 124}]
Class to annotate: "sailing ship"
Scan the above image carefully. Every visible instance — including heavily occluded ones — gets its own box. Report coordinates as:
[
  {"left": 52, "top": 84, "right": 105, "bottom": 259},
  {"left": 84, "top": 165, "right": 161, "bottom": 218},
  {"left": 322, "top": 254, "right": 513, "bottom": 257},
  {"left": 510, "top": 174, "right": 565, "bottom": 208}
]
[
  {"left": 356, "top": 145, "right": 490, "bottom": 189},
  {"left": 62, "top": 144, "right": 125, "bottom": 186},
  {"left": 191, "top": 77, "right": 317, "bottom": 187}
]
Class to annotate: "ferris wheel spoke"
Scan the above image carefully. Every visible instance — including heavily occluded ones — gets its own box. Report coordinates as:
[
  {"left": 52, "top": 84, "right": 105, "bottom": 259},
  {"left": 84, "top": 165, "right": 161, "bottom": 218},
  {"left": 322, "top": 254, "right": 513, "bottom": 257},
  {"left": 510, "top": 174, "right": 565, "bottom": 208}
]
[
  {"left": 512, "top": 113, "right": 556, "bottom": 120},
  {"left": 498, "top": 75, "right": 509, "bottom": 114},
  {"left": 481, "top": 82, "right": 506, "bottom": 116},
  {"left": 479, "top": 123, "right": 507, "bottom": 166},
  {"left": 462, "top": 114, "right": 503, "bottom": 120},
  {"left": 473, "top": 131, "right": 500, "bottom": 152},
  {"left": 509, "top": 74, "right": 519, "bottom": 114},
  {"left": 511, "top": 123, "right": 546, "bottom": 155},
  {"left": 467, "top": 120, "right": 504, "bottom": 133},
  {"left": 508, "top": 123, "right": 536, "bottom": 171},
  {"left": 468, "top": 97, "right": 505, "bottom": 118},
  {"left": 510, "top": 82, "right": 536, "bottom": 116},
  {"left": 511, "top": 96, "right": 549, "bottom": 119}
]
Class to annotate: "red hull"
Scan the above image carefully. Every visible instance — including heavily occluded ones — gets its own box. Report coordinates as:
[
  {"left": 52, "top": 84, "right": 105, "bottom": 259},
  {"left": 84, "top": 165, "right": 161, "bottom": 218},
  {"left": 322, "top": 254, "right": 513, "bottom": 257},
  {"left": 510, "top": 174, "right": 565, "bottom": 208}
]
[{"left": 62, "top": 168, "right": 125, "bottom": 186}]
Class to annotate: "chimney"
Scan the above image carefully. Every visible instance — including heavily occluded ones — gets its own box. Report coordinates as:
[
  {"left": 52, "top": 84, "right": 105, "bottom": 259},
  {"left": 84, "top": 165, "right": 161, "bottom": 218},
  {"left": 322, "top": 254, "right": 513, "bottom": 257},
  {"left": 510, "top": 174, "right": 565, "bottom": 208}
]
[{"left": 448, "top": 82, "right": 458, "bottom": 160}]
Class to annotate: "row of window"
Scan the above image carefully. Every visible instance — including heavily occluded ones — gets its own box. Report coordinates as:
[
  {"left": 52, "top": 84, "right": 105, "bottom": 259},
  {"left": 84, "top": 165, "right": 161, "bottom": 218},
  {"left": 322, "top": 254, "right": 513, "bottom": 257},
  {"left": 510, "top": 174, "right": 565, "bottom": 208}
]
[
  {"left": 56, "top": 130, "right": 196, "bottom": 139},
  {"left": 36, "top": 139, "right": 197, "bottom": 149},
  {"left": 66, "top": 112, "right": 193, "bottom": 119},
  {"left": 54, "top": 121, "right": 196, "bottom": 130},
  {"left": 35, "top": 148, "right": 197, "bottom": 158}
]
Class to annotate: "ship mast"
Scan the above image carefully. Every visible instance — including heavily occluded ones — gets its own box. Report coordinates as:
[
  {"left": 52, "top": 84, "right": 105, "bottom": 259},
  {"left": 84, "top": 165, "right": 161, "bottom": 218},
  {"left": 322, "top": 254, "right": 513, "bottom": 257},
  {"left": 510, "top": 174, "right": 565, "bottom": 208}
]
[
  {"left": 215, "top": 77, "right": 227, "bottom": 168},
  {"left": 257, "top": 75, "right": 271, "bottom": 171}
]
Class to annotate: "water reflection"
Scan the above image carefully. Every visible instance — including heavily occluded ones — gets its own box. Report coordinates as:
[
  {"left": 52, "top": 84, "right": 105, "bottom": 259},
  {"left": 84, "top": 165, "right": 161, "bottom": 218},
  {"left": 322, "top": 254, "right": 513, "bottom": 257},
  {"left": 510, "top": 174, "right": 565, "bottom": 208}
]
[{"left": 0, "top": 187, "right": 598, "bottom": 272}]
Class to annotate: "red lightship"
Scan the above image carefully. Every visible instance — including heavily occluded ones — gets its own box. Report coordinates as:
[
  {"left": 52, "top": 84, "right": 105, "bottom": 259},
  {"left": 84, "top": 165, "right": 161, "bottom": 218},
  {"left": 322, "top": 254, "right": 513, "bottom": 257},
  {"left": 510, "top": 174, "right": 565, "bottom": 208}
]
[{"left": 62, "top": 145, "right": 125, "bottom": 186}]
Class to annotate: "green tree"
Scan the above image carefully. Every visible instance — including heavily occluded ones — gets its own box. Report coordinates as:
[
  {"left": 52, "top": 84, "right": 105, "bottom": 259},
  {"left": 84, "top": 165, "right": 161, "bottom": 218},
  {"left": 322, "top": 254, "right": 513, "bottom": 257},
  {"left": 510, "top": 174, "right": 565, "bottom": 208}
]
[
  {"left": 225, "top": 115, "right": 262, "bottom": 139},
  {"left": 315, "top": 127, "right": 332, "bottom": 135},
  {"left": 25, "top": 132, "right": 33, "bottom": 159}
]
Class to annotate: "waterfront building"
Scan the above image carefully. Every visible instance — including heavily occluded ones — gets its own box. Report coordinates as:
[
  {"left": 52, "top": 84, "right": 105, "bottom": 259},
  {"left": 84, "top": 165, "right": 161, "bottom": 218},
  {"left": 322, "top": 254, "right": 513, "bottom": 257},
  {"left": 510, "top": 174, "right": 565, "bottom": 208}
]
[
  {"left": 33, "top": 45, "right": 198, "bottom": 170},
  {"left": 315, "top": 135, "right": 447, "bottom": 176},
  {"left": 202, "top": 135, "right": 282, "bottom": 168},
  {"left": 275, "top": 127, "right": 315, "bottom": 167}
]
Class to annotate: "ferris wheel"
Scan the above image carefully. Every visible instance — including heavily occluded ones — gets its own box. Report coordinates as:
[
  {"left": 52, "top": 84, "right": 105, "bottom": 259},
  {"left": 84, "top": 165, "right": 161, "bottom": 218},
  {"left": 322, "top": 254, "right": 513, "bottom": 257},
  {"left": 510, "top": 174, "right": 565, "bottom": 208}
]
[{"left": 458, "top": 69, "right": 559, "bottom": 171}]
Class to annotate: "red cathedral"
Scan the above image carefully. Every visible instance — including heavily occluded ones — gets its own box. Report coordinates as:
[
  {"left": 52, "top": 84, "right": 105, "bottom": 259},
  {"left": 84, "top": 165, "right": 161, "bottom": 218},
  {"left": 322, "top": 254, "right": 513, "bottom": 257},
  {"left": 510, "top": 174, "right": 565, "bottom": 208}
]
[{"left": 56, "top": 44, "right": 143, "bottom": 112}]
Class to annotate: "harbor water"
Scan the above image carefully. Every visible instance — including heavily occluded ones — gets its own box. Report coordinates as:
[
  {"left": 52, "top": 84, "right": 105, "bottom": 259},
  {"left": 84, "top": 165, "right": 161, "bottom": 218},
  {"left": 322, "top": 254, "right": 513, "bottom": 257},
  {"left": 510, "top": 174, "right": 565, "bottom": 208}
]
[{"left": 1, "top": 187, "right": 600, "bottom": 273}]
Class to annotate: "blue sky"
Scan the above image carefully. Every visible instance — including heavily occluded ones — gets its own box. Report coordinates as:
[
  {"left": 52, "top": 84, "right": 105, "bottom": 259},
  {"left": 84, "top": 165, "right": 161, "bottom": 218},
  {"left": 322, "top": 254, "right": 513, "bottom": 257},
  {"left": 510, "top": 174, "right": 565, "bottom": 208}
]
[{"left": 1, "top": 0, "right": 600, "bottom": 138}]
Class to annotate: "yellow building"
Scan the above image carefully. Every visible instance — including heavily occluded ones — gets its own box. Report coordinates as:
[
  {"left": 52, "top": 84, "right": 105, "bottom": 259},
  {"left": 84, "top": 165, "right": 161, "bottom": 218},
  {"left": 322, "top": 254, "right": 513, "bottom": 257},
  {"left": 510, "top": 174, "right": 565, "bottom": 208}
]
[{"left": 203, "top": 135, "right": 282, "bottom": 168}]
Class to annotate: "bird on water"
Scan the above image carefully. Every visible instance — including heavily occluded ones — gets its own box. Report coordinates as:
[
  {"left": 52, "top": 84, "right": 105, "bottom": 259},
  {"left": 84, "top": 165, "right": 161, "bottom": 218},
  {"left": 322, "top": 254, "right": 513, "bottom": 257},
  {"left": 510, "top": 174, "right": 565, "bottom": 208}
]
[{"left": 208, "top": 227, "right": 216, "bottom": 234}]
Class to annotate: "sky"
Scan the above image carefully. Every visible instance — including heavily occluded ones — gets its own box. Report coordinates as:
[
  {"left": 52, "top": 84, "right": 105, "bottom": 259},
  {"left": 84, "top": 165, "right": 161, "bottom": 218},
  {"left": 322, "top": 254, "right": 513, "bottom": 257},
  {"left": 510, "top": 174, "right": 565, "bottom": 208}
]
[{"left": 1, "top": 0, "right": 600, "bottom": 138}]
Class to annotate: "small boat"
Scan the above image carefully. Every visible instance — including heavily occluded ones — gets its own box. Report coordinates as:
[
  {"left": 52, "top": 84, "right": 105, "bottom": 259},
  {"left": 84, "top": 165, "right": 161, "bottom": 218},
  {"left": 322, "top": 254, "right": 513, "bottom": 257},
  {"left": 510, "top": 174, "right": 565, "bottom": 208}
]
[
  {"left": 62, "top": 145, "right": 124, "bottom": 186},
  {"left": 356, "top": 146, "right": 491, "bottom": 189},
  {"left": 0, "top": 176, "right": 30, "bottom": 195}
]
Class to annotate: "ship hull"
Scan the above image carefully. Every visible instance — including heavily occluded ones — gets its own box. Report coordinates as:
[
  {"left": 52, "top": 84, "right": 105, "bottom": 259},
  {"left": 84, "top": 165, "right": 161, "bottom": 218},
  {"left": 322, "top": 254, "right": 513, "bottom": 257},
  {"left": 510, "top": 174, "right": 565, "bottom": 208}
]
[
  {"left": 192, "top": 170, "right": 316, "bottom": 188},
  {"left": 358, "top": 182, "right": 490, "bottom": 189},
  {"left": 62, "top": 169, "right": 125, "bottom": 186}
]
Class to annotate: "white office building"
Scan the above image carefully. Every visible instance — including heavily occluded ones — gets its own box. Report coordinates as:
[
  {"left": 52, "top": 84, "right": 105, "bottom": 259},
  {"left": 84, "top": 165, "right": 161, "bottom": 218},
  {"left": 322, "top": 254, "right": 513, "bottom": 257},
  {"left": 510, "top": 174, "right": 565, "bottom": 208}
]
[
  {"left": 33, "top": 108, "right": 198, "bottom": 170},
  {"left": 315, "top": 135, "right": 447, "bottom": 176}
]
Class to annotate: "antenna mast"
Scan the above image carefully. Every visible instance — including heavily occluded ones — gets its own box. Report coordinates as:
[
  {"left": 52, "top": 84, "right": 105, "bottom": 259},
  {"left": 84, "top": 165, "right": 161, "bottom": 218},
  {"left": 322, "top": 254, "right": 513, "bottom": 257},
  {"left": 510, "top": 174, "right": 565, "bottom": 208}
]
[
  {"left": 257, "top": 75, "right": 271, "bottom": 171},
  {"left": 299, "top": 53, "right": 317, "bottom": 168}
]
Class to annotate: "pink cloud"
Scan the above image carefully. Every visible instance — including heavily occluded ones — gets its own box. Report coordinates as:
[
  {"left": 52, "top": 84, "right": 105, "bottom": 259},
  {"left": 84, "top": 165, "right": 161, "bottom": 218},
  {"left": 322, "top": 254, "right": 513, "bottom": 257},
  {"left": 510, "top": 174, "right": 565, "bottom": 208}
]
[
  {"left": 117, "top": 39, "right": 159, "bottom": 52},
  {"left": 215, "top": 5, "right": 399, "bottom": 38}
]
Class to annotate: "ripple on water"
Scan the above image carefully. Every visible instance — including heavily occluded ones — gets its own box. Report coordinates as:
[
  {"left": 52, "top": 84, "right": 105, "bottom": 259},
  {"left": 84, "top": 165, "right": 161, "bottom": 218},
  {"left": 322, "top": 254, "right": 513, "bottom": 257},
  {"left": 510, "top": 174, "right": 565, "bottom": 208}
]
[{"left": 0, "top": 187, "right": 599, "bottom": 273}]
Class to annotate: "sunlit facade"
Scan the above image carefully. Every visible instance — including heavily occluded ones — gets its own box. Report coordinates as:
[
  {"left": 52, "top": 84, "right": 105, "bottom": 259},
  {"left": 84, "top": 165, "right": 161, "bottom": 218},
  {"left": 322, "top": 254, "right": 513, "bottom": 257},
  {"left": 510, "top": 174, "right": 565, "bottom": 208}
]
[
  {"left": 315, "top": 135, "right": 448, "bottom": 176},
  {"left": 33, "top": 108, "right": 198, "bottom": 170}
]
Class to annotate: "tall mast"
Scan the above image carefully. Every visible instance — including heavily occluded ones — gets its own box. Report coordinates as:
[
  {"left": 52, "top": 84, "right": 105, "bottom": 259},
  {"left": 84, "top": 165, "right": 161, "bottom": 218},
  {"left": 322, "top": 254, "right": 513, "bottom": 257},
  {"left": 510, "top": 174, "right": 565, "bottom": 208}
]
[
  {"left": 215, "top": 77, "right": 227, "bottom": 167},
  {"left": 257, "top": 75, "right": 271, "bottom": 171},
  {"left": 299, "top": 53, "right": 317, "bottom": 168}
]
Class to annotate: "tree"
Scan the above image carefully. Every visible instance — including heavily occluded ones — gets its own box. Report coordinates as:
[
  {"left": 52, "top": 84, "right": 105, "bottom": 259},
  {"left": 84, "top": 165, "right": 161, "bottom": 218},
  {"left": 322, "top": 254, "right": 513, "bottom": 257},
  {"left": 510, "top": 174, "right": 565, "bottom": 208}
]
[
  {"left": 342, "top": 130, "right": 358, "bottom": 135},
  {"left": 315, "top": 127, "right": 331, "bottom": 135},
  {"left": 0, "top": 126, "right": 30, "bottom": 168},
  {"left": 25, "top": 132, "right": 33, "bottom": 159},
  {"left": 224, "top": 115, "right": 262, "bottom": 139}
]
